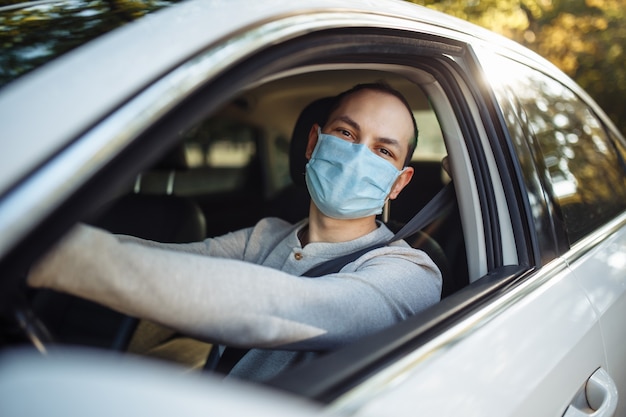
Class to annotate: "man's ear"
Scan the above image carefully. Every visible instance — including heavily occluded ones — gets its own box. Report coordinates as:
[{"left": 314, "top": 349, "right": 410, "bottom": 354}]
[
  {"left": 389, "top": 166, "right": 414, "bottom": 200},
  {"left": 305, "top": 124, "right": 320, "bottom": 160}
]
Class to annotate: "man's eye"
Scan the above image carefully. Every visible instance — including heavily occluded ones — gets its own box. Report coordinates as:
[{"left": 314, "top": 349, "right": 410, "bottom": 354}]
[
  {"left": 378, "top": 148, "right": 392, "bottom": 157},
  {"left": 334, "top": 129, "right": 356, "bottom": 142}
]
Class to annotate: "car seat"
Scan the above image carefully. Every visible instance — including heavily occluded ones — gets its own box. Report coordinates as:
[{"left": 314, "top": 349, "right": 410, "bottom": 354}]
[
  {"left": 95, "top": 194, "right": 206, "bottom": 243},
  {"left": 95, "top": 143, "right": 207, "bottom": 242}
]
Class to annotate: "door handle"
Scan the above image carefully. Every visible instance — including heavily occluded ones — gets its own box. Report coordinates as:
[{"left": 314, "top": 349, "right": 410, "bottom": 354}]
[{"left": 564, "top": 368, "right": 618, "bottom": 417}]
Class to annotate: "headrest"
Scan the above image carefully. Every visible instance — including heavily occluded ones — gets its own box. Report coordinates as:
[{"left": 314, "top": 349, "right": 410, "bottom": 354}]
[
  {"left": 154, "top": 144, "right": 190, "bottom": 171},
  {"left": 289, "top": 97, "right": 335, "bottom": 186}
]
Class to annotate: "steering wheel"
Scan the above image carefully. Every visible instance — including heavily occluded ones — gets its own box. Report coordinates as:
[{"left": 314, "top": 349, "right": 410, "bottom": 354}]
[
  {"left": 12, "top": 305, "right": 54, "bottom": 354},
  {"left": 0, "top": 284, "right": 53, "bottom": 353},
  {"left": 4, "top": 284, "right": 138, "bottom": 353}
]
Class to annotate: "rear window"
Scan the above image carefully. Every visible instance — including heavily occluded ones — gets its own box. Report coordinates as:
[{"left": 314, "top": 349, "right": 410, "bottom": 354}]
[{"left": 0, "top": 0, "right": 185, "bottom": 89}]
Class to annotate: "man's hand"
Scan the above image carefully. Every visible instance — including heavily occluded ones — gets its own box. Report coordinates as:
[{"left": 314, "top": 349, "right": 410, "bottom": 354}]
[{"left": 27, "top": 224, "right": 120, "bottom": 296}]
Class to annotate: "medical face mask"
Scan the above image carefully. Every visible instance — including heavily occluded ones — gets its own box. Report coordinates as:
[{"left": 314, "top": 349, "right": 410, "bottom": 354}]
[{"left": 305, "top": 129, "right": 404, "bottom": 219}]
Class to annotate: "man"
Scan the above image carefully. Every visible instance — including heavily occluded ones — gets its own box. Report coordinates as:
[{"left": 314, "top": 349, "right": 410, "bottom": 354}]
[{"left": 28, "top": 83, "right": 442, "bottom": 381}]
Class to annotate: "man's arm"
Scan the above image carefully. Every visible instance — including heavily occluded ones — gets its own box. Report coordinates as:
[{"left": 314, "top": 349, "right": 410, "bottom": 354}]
[
  {"left": 114, "top": 227, "right": 251, "bottom": 260},
  {"left": 28, "top": 224, "right": 441, "bottom": 350}
]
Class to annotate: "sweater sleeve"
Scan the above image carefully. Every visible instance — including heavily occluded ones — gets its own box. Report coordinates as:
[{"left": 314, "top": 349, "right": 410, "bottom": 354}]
[
  {"left": 115, "top": 227, "right": 252, "bottom": 260},
  {"left": 28, "top": 224, "right": 441, "bottom": 350}
]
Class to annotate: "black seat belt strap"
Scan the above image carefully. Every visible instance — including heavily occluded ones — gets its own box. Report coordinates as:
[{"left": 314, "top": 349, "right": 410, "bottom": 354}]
[
  {"left": 388, "top": 182, "right": 455, "bottom": 242},
  {"left": 298, "top": 243, "right": 386, "bottom": 278}
]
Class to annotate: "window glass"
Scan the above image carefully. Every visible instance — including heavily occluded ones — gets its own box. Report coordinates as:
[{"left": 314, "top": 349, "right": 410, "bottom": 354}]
[
  {"left": 184, "top": 119, "right": 257, "bottom": 170},
  {"left": 265, "top": 132, "right": 291, "bottom": 196},
  {"left": 607, "top": 129, "right": 626, "bottom": 173},
  {"left": 136, "top": 119, "right": 260, "bottom": 196},
  {"left": 484, "top": 56, "right": 626, "bottom": 245},
  {"left": 411, "top": 109, "right": 446, "bottom": 162},
  {"left": 0, "top": 0, "right": 186, "bottom": 89},
  {"left": 522, "top": 72, "right": 626, "bottom": 243},
  {"left": 489, "top": 77, "right": 560, "bottom": 262}
]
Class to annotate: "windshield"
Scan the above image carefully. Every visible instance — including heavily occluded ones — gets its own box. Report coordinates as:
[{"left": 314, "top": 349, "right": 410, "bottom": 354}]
[{"left": 0, "top": 0, "right": 185, "bottom": 89}]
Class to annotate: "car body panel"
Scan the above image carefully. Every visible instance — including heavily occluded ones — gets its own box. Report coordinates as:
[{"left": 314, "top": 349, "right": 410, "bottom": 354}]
[
  {"left": 330, "top": 257, "right": 605, "bottom": 416},
  {"left": 566, "top": 214, "right": 626, "bottom": 416},
  {"left": 0, "top": 348, "right": 323, "bottom": 417}
]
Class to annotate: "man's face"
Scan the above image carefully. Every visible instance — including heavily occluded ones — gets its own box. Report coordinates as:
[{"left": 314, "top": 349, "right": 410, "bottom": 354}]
[
  {"left": 306, "top": 88, "right": 415, "bottom": 201},
  {"left": 322, "top": 89, "right": 414, "bottom": 170}
]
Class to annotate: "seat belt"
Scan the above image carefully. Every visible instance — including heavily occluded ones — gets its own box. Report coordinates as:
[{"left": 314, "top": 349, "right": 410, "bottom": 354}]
[{"left": 205, "top": 183, "right": 455, "bottom": 375}]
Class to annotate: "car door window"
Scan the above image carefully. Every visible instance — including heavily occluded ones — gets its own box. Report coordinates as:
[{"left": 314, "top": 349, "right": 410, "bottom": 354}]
[
  {"left": 484, "top": 56, "right": 626, "bottom": 246},
  {"left": 524, "top": 76, "right": 626, "bottom": 244}
]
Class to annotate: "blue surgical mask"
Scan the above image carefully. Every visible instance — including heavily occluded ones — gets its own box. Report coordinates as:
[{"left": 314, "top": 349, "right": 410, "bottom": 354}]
[{"left": 305, "top": 129, "right": 404, "bottom": 219}]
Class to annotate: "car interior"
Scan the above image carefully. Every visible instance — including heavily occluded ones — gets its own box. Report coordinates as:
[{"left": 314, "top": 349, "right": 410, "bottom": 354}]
[{"left": 26, "top": 65, "right": 478, "bottom": 376}]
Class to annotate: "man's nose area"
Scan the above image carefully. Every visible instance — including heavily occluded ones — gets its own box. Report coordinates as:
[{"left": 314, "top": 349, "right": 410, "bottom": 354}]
[{"left": 354, "top": 133, "right": 375, "bottom": 148}]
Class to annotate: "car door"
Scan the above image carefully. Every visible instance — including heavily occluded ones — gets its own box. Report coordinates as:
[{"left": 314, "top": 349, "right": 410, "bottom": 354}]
[{"left": 482, "top": 51, "right": 626, "bottom": 416}]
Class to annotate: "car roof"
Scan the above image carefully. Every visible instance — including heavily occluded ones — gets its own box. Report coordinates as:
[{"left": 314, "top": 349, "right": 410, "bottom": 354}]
[{"left": 0, "top": 0, "right": 555, "bottom": 199}]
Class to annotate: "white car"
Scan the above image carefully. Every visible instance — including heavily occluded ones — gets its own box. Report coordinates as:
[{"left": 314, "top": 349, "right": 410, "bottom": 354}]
[{"left": 1, "top": 0, "right": 625, "bottom": 416}]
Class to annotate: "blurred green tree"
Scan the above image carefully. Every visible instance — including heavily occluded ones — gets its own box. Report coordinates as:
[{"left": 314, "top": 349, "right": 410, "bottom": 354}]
[
  {"left": 0, "top": 0, "right": 184, "bottom": 88},
  {"left": 410, "top": 0, "right": 626, "bottom": 135}
]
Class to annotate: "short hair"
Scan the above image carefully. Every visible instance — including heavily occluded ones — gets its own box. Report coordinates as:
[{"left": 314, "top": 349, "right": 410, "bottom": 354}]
[{"left": 322, "top": 82, "right": 418, "bottom": 166}]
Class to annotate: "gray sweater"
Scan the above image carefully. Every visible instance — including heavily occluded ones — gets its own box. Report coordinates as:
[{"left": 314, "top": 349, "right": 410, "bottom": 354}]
[{"left": 29, "top": 218, "right": 442, "bottom": 381}]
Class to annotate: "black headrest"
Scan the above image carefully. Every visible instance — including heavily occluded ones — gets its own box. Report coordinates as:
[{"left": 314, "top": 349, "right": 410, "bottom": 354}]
[
  {"left": 289, "top": 97, "right": 335, "bottom": 186},
  {"left": 154, "top": 144, "right": 190, "bottom": 171}
]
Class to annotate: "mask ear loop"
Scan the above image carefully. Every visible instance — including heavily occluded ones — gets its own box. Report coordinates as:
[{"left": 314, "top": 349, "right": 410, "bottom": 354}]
[
  {"left": 382, "top": 199, "right": 390, "bottom": 223},
  {"left": 382, "top": 167, "right": 404, "bottom": 224}
]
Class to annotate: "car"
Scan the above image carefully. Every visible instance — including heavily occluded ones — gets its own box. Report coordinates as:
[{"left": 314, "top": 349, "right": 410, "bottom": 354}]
[{"left": 1, "top": 0, "right": 626, "bottom": 416}]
